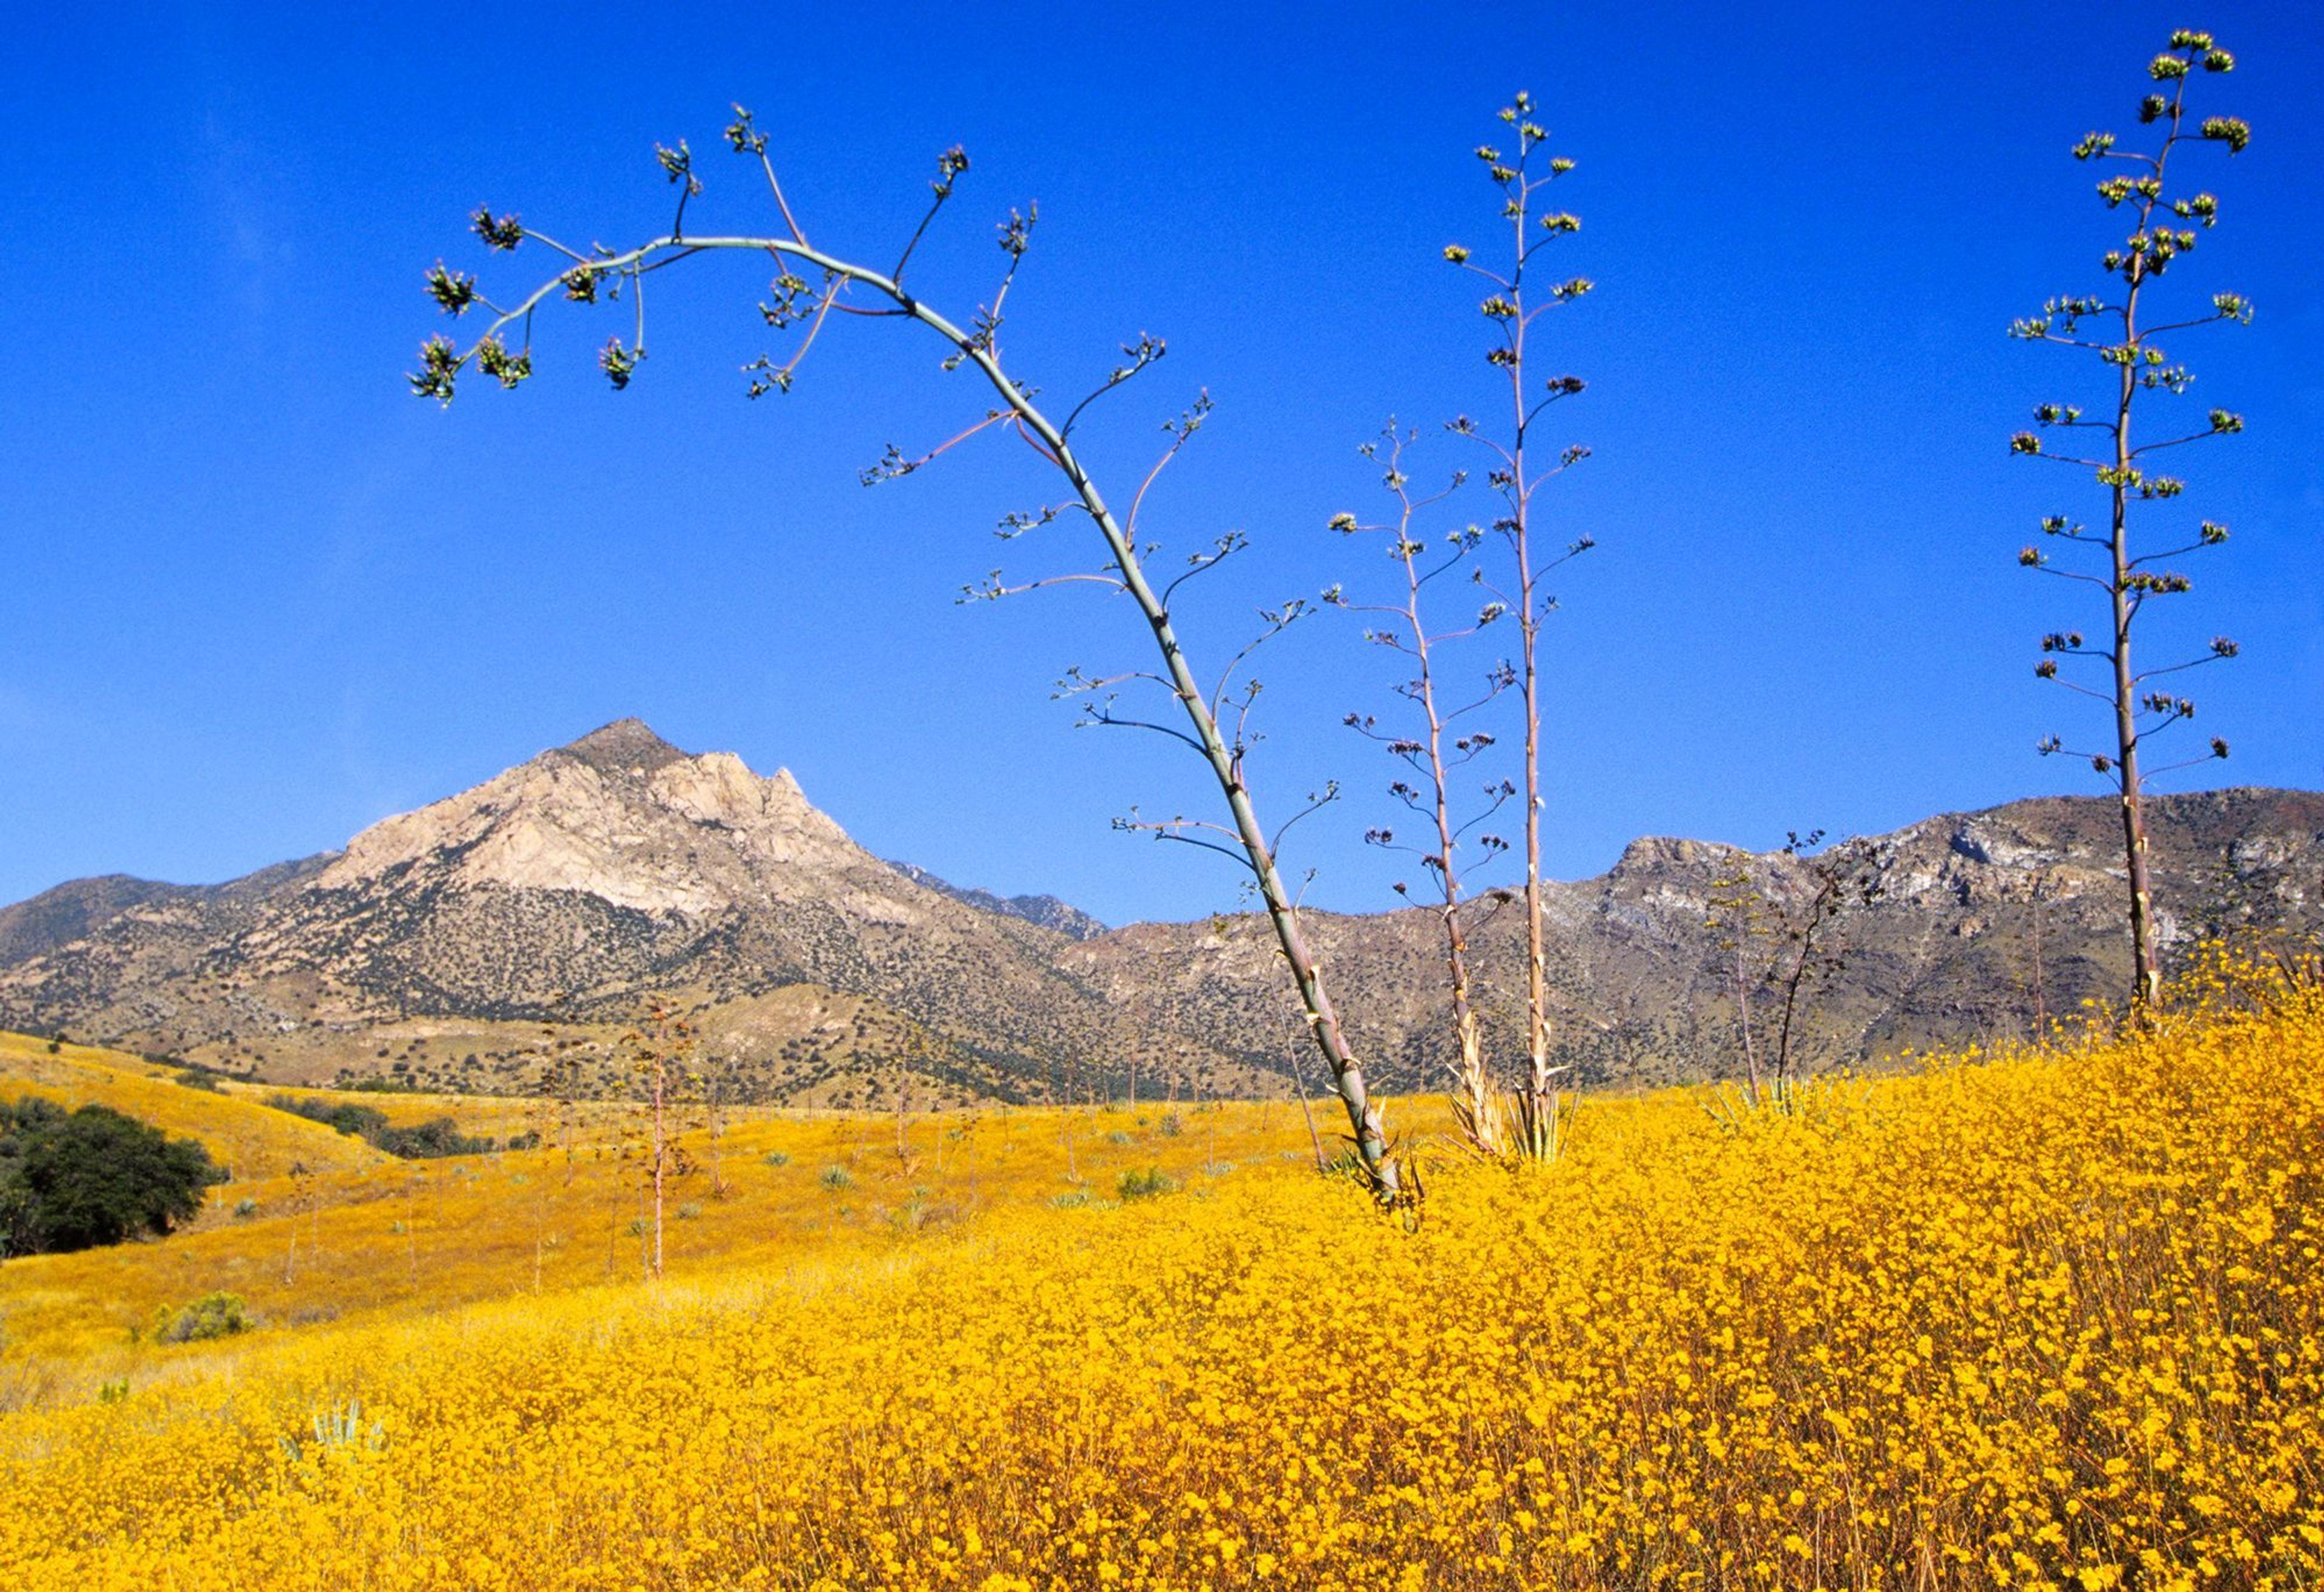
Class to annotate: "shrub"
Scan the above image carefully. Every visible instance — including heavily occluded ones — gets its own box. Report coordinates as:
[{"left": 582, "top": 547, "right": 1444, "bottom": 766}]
[
  {"left": 762, "top": 1150, "right": 790, "bottom": 1168},
  {"left": 1105, "top": 1130, "right": 1133, "bottom": 1147},
  {"left": 675, "top": 1202, "right": 703, "bottom": 1221},
  {"left": 373, "top": 1116, "right": 492, "bottom": 1158},
  {"left": 262, "top": 1095, "right": 491, "bottom": 1159},
  {"left": 1156, "top": 1113, "right": 1183, "bottom": 1138},
  {"left": 154, "top": 1291, "right": 251, "bottom": 1344},
  {"left": 1115, "top": 1166, "right": 1176, "bottom": 1202},
  {"left": 1, "top": 1099, "right": 225, "bottom": 1256},
  {"left": 265, "top": 1094, "right": 389, "bottom": 1139},
  {"left": 232, "top": 1198, "right": 258, "bottom": 1219},
  {"left": 819, "top": 1166, "right": 854, "bottom": 1191},
  {"left": 174, "top": 1070, "right": 223, "bottom": 1093}
]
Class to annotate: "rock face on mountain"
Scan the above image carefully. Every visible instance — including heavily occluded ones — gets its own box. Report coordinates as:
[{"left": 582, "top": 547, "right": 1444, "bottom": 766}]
[{"left": 2, "top": 720, "right": 2317, "bottom": 1101}]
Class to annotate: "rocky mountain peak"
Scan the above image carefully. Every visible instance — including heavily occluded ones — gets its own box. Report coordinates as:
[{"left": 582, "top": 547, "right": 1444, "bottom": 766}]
[
  {"left": 1608, "top": 835, "right": 1735, "bottom": 877},
  {"left": 310, "top": 725, "right": 867, "bottom": 916},
  {"left": 554, "top": 718, "right": 690, "bottom": 778}
]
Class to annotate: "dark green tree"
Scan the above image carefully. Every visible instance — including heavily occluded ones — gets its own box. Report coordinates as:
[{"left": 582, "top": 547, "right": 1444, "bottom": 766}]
[
  {"left": 1, "top": 1099, "right": 223, "bottom": 1255},
  {"left": 2010, "top": 30, "right": 2251, "bottom": 1009}
]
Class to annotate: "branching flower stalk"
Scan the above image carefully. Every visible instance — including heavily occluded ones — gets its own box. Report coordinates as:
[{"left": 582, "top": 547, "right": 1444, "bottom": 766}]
[
  {"left": 413, "top": 113, "right": 1401, "bottom": 1194},
  {"left": 1704, "top": 832, "right": 1877, "bottom": 1110},
  {"left": 1764, "top": 832, "right": 1879, "bottom": 1102},
  {"left": 1332, "top": 427, "right": 1515, "bottom": 1155},
  {"left": 623, "top": 998, "right": 696, "bottom": 1282},
  {"left": 1703, "top": 857, "right": 1768, "bottom": 1107},
  {"left": 2010, "top": 30, "right": 2250, "bottom": 1011},
  {"left": 1443, "top": 93, "right": 1595, "bottom": 1160}
]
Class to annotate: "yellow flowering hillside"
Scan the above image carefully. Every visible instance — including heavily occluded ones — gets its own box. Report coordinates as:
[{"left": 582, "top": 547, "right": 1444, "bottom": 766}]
[
  {"left": 0, "top": 1032, "right": 387, "bottom": 1181},
  {"left": 0, "top": 1067, "right": 1336, "bottom": 1366},
  {"left": 3, "top": 968, "right": 2321, "bottom": 1589}
]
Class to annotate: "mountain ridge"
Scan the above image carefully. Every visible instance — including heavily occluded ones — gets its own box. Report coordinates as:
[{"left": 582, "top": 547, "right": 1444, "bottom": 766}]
[
  {"left": 883, "top": 861, "right": 1109, "bottom": 942},
  {"left": 3, "top": 721, "right": 2317, "bottom": 1102}
]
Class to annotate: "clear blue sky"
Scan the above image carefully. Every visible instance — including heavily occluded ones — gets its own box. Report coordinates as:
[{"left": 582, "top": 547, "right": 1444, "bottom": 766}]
[{"left": 2, "top": 1, "right": 2317, "bottom": 926}]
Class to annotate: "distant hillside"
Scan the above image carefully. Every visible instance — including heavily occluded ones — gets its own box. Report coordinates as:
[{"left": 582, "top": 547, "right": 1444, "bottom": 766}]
[
  {"left": 885, "top": 862, "right": 1108, "bottom": 941},
  {"left": 2, "top": 719, "right": 2317, "bottom": 1100}
]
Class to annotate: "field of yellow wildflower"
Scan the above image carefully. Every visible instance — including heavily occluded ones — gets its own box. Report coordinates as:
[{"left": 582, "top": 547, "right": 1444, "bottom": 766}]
[
  {"left": 0, "top": 1046, "right": 1331, "bottom": 1369},
  {"left": 2, "top": 964, "right": 2320, "bottom": 1589}
]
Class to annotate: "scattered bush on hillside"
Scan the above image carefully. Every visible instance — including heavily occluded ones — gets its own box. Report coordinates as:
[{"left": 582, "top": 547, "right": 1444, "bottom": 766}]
[
  {"left": 172, "top": 1070, "right": 224, "bottom": 1093},
  {"left": 0, "top": 1098, "right": 226, "bottom": 1257},
  {"left": 260, "top": 1094, "right": 524, "bottom": 1159},
  {"left": 152, "top": 1291, "right": 252, "bottom": 1344},
  {"left": 376, "top": 1116, "right": 528, "bottom": 1158},
  {"left": 265, "top": 1095, "right": 390, "bottom": 1139}
]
